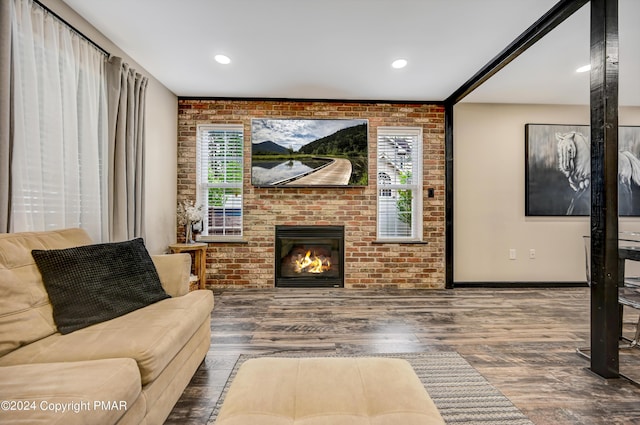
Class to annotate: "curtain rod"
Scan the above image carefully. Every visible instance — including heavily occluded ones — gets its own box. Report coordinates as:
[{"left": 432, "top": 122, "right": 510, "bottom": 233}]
[{"left": 31, "top": 0, "right": 110, "bottom": 57}]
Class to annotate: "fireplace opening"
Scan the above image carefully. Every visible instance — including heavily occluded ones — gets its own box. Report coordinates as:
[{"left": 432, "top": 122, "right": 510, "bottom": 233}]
[{"left": 275, "top": 225, "right": 344, "bottom": 287}]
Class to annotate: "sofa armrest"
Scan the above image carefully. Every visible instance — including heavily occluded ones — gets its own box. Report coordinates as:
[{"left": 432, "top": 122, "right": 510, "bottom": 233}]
[{"left": 152, "top": 254, "right": 190, "bottom": 297}]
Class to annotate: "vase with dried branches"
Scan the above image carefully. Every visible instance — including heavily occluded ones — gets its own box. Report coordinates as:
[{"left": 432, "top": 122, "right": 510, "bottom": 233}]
[{"left": 177, "top": 200, "right": 204, "bottom": 244}]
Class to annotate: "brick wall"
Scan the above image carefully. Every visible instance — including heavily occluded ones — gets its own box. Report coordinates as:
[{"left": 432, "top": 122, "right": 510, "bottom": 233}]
[{"left": 177, "top": 99, "right": 445, "bottom": 289}]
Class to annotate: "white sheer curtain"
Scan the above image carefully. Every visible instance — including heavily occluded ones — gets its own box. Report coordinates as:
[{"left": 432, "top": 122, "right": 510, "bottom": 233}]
[{"left": 10, "top": 0, "right": 108, "bottom": 241}]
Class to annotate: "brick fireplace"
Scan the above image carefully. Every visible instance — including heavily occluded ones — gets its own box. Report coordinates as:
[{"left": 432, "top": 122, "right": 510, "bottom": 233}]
[{"left": 177, "top": 99, "right": 445, "bottom": 289}]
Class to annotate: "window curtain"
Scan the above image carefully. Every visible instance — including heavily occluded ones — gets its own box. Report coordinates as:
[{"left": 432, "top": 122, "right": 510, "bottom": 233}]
[
  {"left": 0, "top": 0, "right": 12, "bottom": 233},
  {"left": 106, "top": 56, "right": 148, "bottom": 242},
  {"left": 9, "top": 0, "right": 108, "bottom": 241}
]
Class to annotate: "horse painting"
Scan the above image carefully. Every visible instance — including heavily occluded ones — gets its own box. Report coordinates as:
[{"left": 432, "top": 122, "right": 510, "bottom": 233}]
[
  {"left": 556, "top": 131, "right": 640, "bottom": 215},
  {"left": 525, "top": 124, "right": 640, "bottom": 216}
]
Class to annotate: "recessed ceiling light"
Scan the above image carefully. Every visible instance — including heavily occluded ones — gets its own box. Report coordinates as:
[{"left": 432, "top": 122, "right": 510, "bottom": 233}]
[
  {"left": 391, "top": 59, "right": 407, "bottom": 69},
  {"left": 576, "top": 64, "right": 590, "bottom": 73},
  {"left": 214, "top": 54, "right": 231, "bottom": 65}
]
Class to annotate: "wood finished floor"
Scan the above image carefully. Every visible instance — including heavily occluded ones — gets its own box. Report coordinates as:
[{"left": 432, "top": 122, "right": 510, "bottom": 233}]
[{"left": 165, "top": 287, "right": 640, "bottom": 424}]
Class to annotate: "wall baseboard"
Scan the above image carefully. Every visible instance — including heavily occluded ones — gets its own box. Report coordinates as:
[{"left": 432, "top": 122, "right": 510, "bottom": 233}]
[{"left": 454, "top": 281, "right": 587, "bottom": 288}]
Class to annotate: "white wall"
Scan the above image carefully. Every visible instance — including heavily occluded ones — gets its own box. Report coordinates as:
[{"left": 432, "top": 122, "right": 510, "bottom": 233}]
[
  {"left": 41, "top": 0, "right": 178, "bottom": 254},
  {"left": 454, "top": 103, "right": 640, "bottom": 283},
  {"left": 143, "top": 78, "right": 178, "bottom": 254}
]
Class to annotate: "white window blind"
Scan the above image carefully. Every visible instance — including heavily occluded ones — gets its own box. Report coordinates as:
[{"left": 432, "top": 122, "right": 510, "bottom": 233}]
[
  {"left": 196, "top": 124, "right": 243, "bottom": 239},
  {"left": 376, "top": 127, "right": 423, "bottom": 240}
]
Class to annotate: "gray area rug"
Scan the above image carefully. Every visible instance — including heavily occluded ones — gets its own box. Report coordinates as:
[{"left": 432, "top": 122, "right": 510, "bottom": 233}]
[{"left": 208, "top": 351, "right": 533, "bottom": 425}]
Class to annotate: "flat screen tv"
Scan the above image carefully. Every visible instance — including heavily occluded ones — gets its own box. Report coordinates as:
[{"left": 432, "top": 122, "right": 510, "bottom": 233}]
[{"left": 251, "top": 118, "right": 368, "bottom": 187}]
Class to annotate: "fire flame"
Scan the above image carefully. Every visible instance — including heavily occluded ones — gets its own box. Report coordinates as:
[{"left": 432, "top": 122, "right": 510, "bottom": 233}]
[{"left": 295, "top": 250, "right": 331, "bottom": 274}]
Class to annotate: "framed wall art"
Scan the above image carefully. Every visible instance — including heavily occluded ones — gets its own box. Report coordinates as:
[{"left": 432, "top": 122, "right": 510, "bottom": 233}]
[{"left": 525, "top": 124, "right": 640, "bottom": 216}]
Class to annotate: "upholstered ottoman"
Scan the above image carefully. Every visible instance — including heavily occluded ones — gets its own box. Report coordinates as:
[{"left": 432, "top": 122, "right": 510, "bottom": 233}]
[{"left": 215, "top": 357, "right": 445, "bottom": 425}]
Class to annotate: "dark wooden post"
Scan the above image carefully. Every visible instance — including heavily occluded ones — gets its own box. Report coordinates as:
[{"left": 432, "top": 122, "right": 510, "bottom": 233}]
[
  {"left": 589, "top": 0, "right": 619, "bottom": 379},
  {"left": 444, "top": 102, "right": 454, "bottom": 289}
]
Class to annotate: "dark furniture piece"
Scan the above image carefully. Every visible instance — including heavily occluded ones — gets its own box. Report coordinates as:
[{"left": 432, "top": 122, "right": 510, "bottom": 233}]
[{"left": 578, "top": 233, "right": 640, "bottom": 384}]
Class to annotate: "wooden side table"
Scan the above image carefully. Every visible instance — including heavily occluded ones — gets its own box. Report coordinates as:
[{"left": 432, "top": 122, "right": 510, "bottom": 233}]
[{"left": 168, "top": 242, "right": 207, "bottom": 290}]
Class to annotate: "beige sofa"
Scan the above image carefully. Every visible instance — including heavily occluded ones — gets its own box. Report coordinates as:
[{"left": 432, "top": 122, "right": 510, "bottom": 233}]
[{"left": 0, "top": 228, "right": 214, "bottom": 425}]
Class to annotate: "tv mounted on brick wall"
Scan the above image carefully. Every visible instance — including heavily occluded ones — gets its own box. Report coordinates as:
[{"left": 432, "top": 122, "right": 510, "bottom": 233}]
[{"left": 251, "top": 118, "right": 368, "bottom": 187}]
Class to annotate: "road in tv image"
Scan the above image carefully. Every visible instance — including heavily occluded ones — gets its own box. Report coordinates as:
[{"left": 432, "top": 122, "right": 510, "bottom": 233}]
[{"left": 251, "top": 118, "right": 368, "bottom": 187}]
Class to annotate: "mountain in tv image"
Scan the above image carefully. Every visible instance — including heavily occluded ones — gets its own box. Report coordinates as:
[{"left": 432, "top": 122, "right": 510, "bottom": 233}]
[
  {"left": 252, "top": 140, "right": 290, "bottom": 155},
  {"left": 297, "top": 124, "right": 367, "bottom": 157}
]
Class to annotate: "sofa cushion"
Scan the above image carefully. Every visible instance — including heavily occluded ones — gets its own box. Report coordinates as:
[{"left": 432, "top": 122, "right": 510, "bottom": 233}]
[
  {"left": 0, "top": 228, "right": 93, "bottom": 357},
  {"left": 151, "top": 253, "right": 191, "bottom": 297},
  {"left": 0, "top": 290, "right": 214, "bottom": 385},
  {"left": 0, "top": 358, "right": 143, "bottom": 425},
  {"left": 32, "top": 238, "right": 170, "bottom": 334}
]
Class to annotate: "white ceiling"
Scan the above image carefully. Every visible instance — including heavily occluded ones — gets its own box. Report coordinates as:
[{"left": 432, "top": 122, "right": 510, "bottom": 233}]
[{"left": 61, "top": 0, "right": 639, "bottom": 106}]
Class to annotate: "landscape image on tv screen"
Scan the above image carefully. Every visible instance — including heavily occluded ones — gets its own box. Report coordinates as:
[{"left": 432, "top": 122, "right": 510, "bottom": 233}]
[{"left": 251, "top": 118, "right": 368, "bottom": 187}]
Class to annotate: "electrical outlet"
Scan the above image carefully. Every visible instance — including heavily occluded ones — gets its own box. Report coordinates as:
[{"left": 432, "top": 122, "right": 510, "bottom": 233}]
[
  {"left": 509, "top": 249, "right": 516, "bottom": 260},
  {"left": 529, "top": 249, "right": 536, "bottom": 259}
]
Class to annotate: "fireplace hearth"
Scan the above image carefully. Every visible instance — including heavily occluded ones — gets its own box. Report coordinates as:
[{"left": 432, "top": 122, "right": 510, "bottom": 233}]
[{"left": 275, "top": 225, "right": 344, "bottom": 287}]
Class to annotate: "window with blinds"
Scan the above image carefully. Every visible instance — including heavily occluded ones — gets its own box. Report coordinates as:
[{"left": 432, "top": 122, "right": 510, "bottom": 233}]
[
  {"left": 196, "top": 124, "right": 244, "bottom": 239},
  {"left": 376, "top": 127, "right": 423, "bottom": 240}
]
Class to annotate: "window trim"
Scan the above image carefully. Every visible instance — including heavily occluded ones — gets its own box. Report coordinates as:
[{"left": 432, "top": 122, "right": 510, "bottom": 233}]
[
  {"left": 196, "top": 124, "right": 244, "bottom": 241},
  {"left": 376, "top": 126, "right": 423, "bottom": 242}
]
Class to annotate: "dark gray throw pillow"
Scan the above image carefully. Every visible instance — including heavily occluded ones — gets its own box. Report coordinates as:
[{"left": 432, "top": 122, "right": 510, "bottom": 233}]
[{"left": 32, "top": 238, "right": 170, "bottom": 334}]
